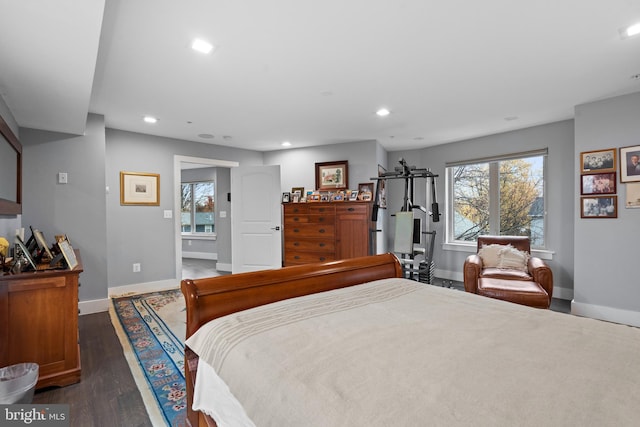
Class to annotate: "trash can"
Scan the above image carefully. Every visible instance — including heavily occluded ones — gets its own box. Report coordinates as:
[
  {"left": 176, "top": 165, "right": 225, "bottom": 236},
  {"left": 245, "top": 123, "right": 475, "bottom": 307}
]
[{"left": 0, "top": 363, "right": 39, "bottom": 404}]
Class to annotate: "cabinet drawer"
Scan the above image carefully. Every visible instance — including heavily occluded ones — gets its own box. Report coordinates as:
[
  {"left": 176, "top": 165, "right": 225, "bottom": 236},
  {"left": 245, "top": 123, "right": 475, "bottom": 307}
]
[
  {"left": 285, "top": 239, "right": 335, "bottom": 252},
  {"left": 284, "top": 224, "right": 335, "bottom": 238},
  {"left": 336, "top": 204, "right": 368, "bottom": 215},
  {"left": 308, "top": 205, "right": 335, "bottom": 214},
  {"left": 283, "top": 204, "right": 309, "bottom": 214},
  {"left": 284, "top": 214, "right": 335, "bottom": 225},
  {"left": 285, "top": 252, "right": 336, "bottom": 265}
]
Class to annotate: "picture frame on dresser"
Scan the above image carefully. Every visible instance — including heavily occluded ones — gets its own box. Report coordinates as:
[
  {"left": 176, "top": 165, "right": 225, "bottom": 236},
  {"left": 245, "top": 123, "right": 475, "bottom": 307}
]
[{"left": 59, "top": 240, "right": 79, "bottom": 269}]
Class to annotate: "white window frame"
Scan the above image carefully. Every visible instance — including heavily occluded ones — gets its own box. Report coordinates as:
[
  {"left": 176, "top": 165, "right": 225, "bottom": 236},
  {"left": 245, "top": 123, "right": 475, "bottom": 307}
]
[
  {"left": 444, "top": 149, "right": 548, "bottom": 252},
  {"left": 181, "top": 180, "right": 216, "bottom": 238}
]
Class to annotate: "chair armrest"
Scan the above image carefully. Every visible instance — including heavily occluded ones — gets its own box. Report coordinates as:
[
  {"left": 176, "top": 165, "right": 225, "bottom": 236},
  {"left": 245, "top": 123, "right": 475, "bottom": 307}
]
[
  {"left": 528, "top": 257, "right": 553, "bottom": 298},
  {"left": 463, "top": 254, "right": 483, "bottom": 293}
]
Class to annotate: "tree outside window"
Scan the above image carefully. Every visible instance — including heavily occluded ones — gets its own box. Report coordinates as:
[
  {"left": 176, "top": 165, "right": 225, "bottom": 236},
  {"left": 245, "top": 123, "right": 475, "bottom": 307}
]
[
  {"left": 448, "top": 154, "right": 545, "bottom": 247},
  {"left": 181, "top": 181, "right": 214, "bottom": 234}
]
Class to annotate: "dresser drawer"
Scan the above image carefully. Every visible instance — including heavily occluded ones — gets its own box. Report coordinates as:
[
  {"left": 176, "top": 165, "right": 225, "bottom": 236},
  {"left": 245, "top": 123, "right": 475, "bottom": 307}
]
[
  {"left": 284, "top": 214, "right": 335, "bottom": 225},
  {"left": 284, "top": 224, "right": 335, "bottom": 238},
  {"left": 283, "top": 204, "right": 309, "bottom": 215},
  {"left": 336, "top": 203, "right": 368, "bottom": 215},
  {"left": 308, "top": 205, "right": 335, "bottom": 214},
  {"left": 285, "top": 239, "right": 335, "bottom": 253},
  {"left": 285, "top": 252, "right": 336, "bottom": 265}
]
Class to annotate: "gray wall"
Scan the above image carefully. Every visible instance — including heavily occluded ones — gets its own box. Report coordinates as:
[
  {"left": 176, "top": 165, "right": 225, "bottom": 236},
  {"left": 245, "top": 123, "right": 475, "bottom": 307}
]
[
  {"left": 105, "top": 128, "right": 263, "bottom": 289},
  {"left": 387, "top": 120, "right": 575, "bottom": 296},
  {"left": 21, "top": 114, "right": 108, "bottom": 302},
  {"left": 574, "top": 91, "right": 640, "bottom": 322}
]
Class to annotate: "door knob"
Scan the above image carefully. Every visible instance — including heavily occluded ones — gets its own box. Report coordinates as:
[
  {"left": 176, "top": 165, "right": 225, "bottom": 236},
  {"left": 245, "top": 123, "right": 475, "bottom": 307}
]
[{"left": 271, "top": 226, "right": 281, "bottom": 231}]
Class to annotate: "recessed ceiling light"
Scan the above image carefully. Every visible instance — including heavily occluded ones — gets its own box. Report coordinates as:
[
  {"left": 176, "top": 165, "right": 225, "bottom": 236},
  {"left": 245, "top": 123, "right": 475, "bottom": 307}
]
[
  {"left": 191, "top": 38, "right": 214, "bottom": 54},
  {"left": 620, "top": 22, "right": 640, "bottom": 39},
  {"left": 281, "top": 141, "right": 292, "bottom": 147},
  {"left": 198, "top": 133, "right": 214, "bottom": 139},
  {"left": 504, "top": 116, "right": 519, "bottom": 121},
  {"left": 376, "top": 108, "right": 391, "bottom": 117},
  {"left": 143, "top": 116, "right": 158, "bottom": 124}
]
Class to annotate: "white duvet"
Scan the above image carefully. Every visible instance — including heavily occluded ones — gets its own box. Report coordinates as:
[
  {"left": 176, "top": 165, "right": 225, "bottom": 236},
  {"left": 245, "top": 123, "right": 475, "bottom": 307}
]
[{"left": 186, "top": 278, "right": 640, "bottom": 427}]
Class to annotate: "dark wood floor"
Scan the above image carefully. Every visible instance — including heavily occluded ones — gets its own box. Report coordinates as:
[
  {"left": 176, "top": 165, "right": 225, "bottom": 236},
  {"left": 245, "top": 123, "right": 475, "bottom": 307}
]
[
  {"left": 32, "top": 260, "right": 570, "bottom": 427},
  {"left": 33, "top": 312, "right": 153, "bottom": 427}
]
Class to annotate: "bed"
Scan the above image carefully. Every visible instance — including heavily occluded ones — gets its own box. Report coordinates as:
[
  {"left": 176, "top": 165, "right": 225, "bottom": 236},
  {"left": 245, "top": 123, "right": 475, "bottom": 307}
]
[{"left": 181, "top": 253, "right": 640, "bottom": 427}]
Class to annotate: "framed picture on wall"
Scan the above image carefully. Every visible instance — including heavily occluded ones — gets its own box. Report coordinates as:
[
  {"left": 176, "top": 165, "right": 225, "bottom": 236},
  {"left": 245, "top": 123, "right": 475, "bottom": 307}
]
[
  {"left": 120, "top": 171, "right": 160, "bottom": 205},
  {"left": 579, "top": 148, "right": 616, "bottom": 174},
  {"left": 580, "top": 196, "right": 617, "bottom": 218},
  {"left": 315, "top": 161, "right": 348, "bottom": 191},
  {"left": 625, "top": 182, "right": 640, "bottom": 208},
  {"left": 619, "top": 144, "right": 640, "bottom": 182},
  {"left": 580, "top": 172, "right": 616, "bottom": 195}
]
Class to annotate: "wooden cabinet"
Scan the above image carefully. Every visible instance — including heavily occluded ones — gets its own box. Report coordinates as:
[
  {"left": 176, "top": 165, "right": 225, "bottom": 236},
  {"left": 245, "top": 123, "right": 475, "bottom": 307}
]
[
  {"left": 283, "top": 202, "right": 374, "bottom": 266},
  {"left": 0, "top": 252, "right": 83, "bottom": 389}
]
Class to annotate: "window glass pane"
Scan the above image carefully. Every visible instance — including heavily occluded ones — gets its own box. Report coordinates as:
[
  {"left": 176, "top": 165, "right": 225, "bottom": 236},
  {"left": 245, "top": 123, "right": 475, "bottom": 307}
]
[
  {"left": 449, "top": 154, "right": 545, "bottom": 247},
  {"left": 499, "top": 156, "right": 544, "bottom": 246},
  {"left": 452, "top": 162, "right": 490, "bottom": 241},
  {"left": 181, "top": 183, "right": 192, "bottom": 233},
  {"left": 194, "top": 182, "right": 215, "bottom": 233}
]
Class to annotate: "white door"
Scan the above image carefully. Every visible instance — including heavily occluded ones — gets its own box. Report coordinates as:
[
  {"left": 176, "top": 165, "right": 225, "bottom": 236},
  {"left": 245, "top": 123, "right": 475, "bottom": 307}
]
[{"left": 231, "top": 165, "right": 282, "bottom": 273}]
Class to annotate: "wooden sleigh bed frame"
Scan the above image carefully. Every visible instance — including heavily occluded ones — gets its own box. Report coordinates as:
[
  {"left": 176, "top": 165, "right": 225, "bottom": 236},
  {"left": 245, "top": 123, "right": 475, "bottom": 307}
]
[{"left": 180, "top": 253, "right": 403, "bottom": 427}]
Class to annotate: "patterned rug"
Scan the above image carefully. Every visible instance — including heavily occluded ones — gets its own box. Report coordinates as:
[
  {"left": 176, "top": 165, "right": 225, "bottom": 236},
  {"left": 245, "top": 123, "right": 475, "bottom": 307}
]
[{"left": 109, "top": 289, "right": 187, "bottom": 427}]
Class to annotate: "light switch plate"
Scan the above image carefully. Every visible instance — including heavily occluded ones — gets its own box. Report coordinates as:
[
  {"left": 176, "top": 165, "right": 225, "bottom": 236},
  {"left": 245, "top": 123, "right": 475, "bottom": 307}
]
[
  {"left": 58, "top": 172, "right": 68, "bottom": 184},
  {"left": 163, "top": 210, "right": 173, "bottom": 218}
]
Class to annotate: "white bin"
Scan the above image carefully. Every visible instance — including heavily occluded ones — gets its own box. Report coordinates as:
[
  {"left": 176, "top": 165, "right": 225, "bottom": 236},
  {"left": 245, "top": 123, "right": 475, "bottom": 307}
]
[{"left": 0, "top": 363, "right": 39, "bottom": 404}]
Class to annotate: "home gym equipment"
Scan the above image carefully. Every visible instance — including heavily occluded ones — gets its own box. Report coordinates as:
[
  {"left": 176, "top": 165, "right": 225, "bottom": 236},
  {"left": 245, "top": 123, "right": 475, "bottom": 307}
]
[{"left": 371, "top": 158, "right": 440, "bottom": 283}]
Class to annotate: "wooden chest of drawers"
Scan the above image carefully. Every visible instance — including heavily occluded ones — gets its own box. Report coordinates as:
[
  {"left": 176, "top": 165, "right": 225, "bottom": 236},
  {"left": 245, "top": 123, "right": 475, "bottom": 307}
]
[{"left": 283, "top": 202, "right": 374, "bottom": 266}]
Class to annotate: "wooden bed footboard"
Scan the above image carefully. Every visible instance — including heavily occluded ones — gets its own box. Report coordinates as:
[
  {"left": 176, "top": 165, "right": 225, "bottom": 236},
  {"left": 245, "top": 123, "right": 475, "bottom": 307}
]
[{"left": 180, "top": 253, "right": 402, "bottom": 427}]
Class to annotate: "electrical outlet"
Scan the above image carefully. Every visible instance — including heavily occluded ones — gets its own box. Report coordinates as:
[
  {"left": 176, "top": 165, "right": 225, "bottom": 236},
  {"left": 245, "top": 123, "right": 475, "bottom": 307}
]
[
  {"left": 133, "top": 263, "right": 141, "bottom": 272},
  {"left": 58, "top": 172, "right": 68, "bottom": 184}
]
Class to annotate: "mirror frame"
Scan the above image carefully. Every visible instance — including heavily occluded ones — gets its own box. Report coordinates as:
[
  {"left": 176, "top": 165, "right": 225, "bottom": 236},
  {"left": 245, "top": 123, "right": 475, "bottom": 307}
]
[{"left": 0, "top": 113, "right": 22, "bottom": 215}]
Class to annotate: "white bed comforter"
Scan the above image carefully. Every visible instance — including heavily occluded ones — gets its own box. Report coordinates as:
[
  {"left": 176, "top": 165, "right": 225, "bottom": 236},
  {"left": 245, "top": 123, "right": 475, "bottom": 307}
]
[{"left": 186, "top": 278, "right": 640, "bottom": 427}]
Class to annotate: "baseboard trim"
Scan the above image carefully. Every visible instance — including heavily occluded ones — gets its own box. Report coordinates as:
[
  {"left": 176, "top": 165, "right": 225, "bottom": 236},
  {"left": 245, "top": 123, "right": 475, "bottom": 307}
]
[
  {"left": 435, "top": 268, "right": 573, "bottom": 300},
  {"left": 79, "top": 298, "right": 110, "bottom": 315},
  {"left": 216, "top": 262, "right": 232, "bottom": 272},
  {"left": 182, "top": 251, "right": 217, "bottom": 260},
  {"left": 571, "top": 300, "right": 640, "bottom": 328},
  {"left": 80, "top": 279, "right": 180, "bottom": 315}
]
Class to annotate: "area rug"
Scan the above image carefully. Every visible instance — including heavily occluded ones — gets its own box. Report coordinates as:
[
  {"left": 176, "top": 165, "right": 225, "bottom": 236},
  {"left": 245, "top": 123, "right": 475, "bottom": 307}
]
[{"left": 109, "top": 288, "right": 188, "bottom": 427}]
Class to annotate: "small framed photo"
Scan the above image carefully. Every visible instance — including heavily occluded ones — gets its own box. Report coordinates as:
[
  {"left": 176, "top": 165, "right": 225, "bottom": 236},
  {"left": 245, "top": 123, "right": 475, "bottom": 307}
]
[
  {"left": 59, "top": 239, "right": 79, "bottom": 270},
  {"left": 348, "top": 190, "right": 359, "bottom": 201},
  {"left": 619, "top": 145, "right": 640, "bottom": 182},
  {"left": 308, "top": 194, "right": 321, "bottom": 202},
  {"left": 580, "top": 172, "right": 616, "bottom": 195},
  {"left": 292, "top": 193, "right": 301, "bottom": 203},
  {"left": 315, "top": 161, "right": 348, "bottom": 191},
  {"left": 361, "top": 192, "right": 373, "bottom": 201},
  {"left": 14, "top": 236, "right": 37, "bottom": 271},
  {"left": 320, "top": 192, "right": 330, "bottom": 202},
  {"left": 291, "top": 187, "right": 304, "bottom": 196},
  {"left": 581, "top": 196, "right": 617, "bottom": 218},
  {"left": 331, "top": 192, "right": 345, "bottom": 201},
  {"left": 580, "top": 148, "right": 616, "bottom": 174},
  {"left": 120, "top": 171, "right": 160, "bottom": 206},
  {"left": 358, "top": 182, "right": 374, "bottom": 194},
  {"left": 282, "top": 192, "right": 291, "bottom": 203}
]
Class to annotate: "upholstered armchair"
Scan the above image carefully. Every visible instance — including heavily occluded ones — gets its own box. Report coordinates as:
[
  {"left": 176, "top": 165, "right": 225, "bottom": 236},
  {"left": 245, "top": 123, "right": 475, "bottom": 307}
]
[{"left": 463, "top": 235, "right": 553, "bottom": 308}]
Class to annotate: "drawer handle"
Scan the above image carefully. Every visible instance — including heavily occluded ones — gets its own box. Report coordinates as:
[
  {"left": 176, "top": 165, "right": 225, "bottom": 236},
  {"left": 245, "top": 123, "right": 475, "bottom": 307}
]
[
  {"left": 319, "top": 208, "right": 325, "bottom": 212},
  {"left": 294, "top": 255, "right": 300, "bottom": 259},
  {"left": 294, "top": 217, "right": 299, "bottom": 221},
  {"left": 319, "top": 243, "right": 325, "bottom": 247},
  {"left": 319, "top": 257, "right": 326, "bottom": 261},
  {"left": 348, "top": 207, "right": 355, "bottom": 211},
  {"left": 293, "top": 242, "right": 300, "bottom": 246},
  {"left": 293, "top": 229, "right": 300, "bottom": 233},
  {"left": 319, "top": 229, "right": 325, "bottom": 233},
  {"left": 319, "top": 217, "right": 324, "bottom": 222}
]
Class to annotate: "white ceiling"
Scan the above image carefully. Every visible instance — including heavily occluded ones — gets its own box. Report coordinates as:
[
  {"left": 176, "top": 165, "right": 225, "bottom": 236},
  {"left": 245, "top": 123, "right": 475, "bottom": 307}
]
[{"left": 1, "top": 0, "right": 640, "bottom": 152}]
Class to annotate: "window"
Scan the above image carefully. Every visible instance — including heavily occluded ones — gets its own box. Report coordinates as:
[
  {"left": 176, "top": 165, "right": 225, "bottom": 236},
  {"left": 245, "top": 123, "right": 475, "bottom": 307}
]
[
  {"left": 446, "top": 150, "right": 546, "bottom": 247},
  {"left": 181, "top": 181, "right": 215, "bottom": 234}
]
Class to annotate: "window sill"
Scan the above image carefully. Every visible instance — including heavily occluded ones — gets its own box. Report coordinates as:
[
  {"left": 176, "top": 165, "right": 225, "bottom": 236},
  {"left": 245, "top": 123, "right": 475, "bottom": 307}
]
[
  {"left": 181, "top": 234, "right": 217, "bottom": 241},
  {"left": 443, "top": 242, "right": 554, "bottom": 260}
]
